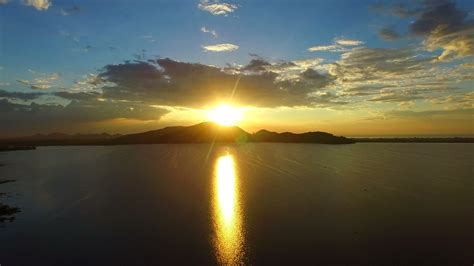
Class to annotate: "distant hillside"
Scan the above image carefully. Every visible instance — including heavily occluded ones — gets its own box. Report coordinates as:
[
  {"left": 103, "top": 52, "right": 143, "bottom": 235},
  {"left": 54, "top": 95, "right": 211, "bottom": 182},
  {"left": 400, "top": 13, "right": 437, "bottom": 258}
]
[
  {"left": 0, "top": 122, "right": 357, "bottom": 147},
  {"left": 251, "top": 129, "right": 355, "bottom": 144},
  {"left": 112, "top": 122, "right": 250, "bottom": 144},
  {"left": 112, "top": 122, "right": 354, "bottom": 145}
]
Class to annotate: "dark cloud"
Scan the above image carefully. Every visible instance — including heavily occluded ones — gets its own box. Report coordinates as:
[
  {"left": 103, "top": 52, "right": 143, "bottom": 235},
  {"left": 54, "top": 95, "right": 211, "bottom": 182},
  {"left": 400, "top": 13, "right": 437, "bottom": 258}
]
[
  {"left": 374, "top": 0, "right": 474, "bottom": 60},
  {"left": 99, "top": 58, "right": 334, "bottom": 107},
  {"left": 242, "top": 59, "right": 271, "bottom": 72},
  {"left": 0, "top": 90, "right": 44, "bottom": 100},
  {"left": 53, "top": 91, "right": 101, "bottom": 101},
  {"left": 378, "top": 27, "right": 401, "bottom": 41},
  {"left": 0, "top": 98, "right": 168, "bottom": 137},
  {"left": 409, "top": 0, "right": 468, "bottom": 36}
]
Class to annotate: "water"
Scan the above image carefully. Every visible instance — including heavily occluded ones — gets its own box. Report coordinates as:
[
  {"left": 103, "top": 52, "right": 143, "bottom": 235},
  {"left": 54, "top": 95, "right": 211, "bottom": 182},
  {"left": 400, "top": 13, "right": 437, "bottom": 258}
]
[{"left": 0, "top": 143, "right": 473, "bottom": 265}]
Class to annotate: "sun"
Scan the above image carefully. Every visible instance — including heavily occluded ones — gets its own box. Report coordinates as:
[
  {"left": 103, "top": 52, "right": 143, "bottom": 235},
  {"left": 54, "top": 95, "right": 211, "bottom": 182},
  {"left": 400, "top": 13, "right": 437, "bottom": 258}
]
[{"left": 208, "top": 105, "right": 243, "bottom": 126}]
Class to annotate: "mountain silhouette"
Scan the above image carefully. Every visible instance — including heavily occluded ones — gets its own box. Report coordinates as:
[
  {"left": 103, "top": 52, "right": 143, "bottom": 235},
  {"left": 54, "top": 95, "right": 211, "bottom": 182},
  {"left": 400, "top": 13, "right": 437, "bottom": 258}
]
[
  {"left": 0, "top": 122, "right": 356, "bottom": 147},
  {"left": 3, "top": 123, "right": 472, "bottom": 147},
  {"left": 113, "top": 122, "right": 250, "bottom": 144},
  {"left": 111, "top": 122, "right": 353, "bottom": 144},
  {"left": 251, "top": 129, "right": 355, "bottom": 144}
]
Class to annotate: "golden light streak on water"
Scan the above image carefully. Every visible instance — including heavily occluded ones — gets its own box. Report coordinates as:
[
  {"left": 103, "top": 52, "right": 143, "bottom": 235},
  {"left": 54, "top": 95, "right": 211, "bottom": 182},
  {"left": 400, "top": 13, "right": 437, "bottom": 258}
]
[{"left": 212, "top": 154, "right": 245, "bottom": 265}]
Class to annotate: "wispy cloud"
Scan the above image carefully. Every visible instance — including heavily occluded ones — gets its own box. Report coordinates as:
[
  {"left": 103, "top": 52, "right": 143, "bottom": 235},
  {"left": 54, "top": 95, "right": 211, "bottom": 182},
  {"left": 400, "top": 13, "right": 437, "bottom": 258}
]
[
  {"left": 141, "top": 35, "right": 157, "bottom": 43},
  {"left": 308, "top": 45, "right": 341, "bottom": 52},
  {"left": 378, "top": 27, "right": 401, "bottom": 41},
  {"left": 308, "top": 37, "right": 364, "bottom": 52},
  {"left": 23, "top": 0, "right": 51, "bottom": 11},
  {"left": 0, "top": 0, "right": 9, "bottom": 5},
  {"left": 16, "top": 71, "right": 60, "bottom": 90},
  {"left": 30, "top": 84, "right": 51, "bottom": 90},
  {"left": 60, "top": 6, "right": 80, "bottom": 16},
  {"left": 198, "top": 0, "right": 237, "bottom": 16},
  {"left": 202, "top": 43, "right": 239, "bottom": 52},
  {"left": 201, "top": 27, "right": 218, "bottom": 38},
  {"left": 335, "top": 38, "right": 364, "bottom": 46}
]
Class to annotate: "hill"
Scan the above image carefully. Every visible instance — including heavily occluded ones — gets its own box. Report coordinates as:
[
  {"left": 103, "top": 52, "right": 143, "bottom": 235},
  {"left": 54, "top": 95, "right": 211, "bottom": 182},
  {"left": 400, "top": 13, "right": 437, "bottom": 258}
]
[
  {"left": 251, "top": 129, "right": 355, "bottom": 144},
  {"left": 0, "top": 122, "right": 356, "bottom": 147},
  {"left": 112, "top": 122, "right": 250, "bottom": 144}
]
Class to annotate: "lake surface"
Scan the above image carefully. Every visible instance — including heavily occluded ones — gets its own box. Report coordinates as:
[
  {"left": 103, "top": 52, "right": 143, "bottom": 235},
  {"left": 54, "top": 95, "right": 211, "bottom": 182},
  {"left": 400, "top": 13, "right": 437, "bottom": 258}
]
[{"left": 0, "top": 143, "right": 473, "bottom": 265}]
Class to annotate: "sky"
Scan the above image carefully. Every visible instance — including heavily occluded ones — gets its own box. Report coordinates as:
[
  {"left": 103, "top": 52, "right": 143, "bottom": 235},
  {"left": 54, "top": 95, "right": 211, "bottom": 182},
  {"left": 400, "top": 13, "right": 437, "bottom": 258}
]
[{"left": 0, "top": 0, "right": 473, "bottom": 137}]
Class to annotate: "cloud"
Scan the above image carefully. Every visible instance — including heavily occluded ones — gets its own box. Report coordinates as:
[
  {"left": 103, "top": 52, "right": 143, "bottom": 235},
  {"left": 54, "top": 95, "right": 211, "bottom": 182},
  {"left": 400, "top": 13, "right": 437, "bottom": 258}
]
[
  {"left": 60, "top": 6, "right": 80, "bottom": 16},
  {"left": 425, "top": 26, "right": 474, "bottom": 61},
  {"left": 409, "top": 0, "right": 474, "bottom": 61},
  {"left": 97, "top": 58, "right": 334, "bottom": 108},
  {"left": 202, "top": 43, "right": 239, "bottom": 52},
  {"left": 16, "top": 72, "right": 60, "bottom": 90},
  {"left": 308, "top": 45, "right": 341, "bottom": 52},
  {"left": 201, "top": 27, "right": 218, "bottom": 38},
  {"left": 241, "top": 59, "right": 271, "bottom": 72},
  {"left": 385, "top": 108, "right": 473, "bottom": 119},
  {"left": 1, "top": 49, "right": 471, "bottom": 136},
  {"left": 0, "top": 0, "right": 9, "bottom": 4},
  {"left": 141, "top": 35, "right": 156, "bottom": 43},
  {"left": 430, "top": 91, "right": 474, "bottom": 108},
  {"left": 0, "top": 89, "right": 44, "bottom": 100},
  {"left": 198, "top": 0, "right": 237, "bottom": 16},
  {"left": 368, "top": 91, "right": 422, "bottom": 103},
  {"left": 408, "top": 0, "right": 467, "bottom": 36},
  {"left": 17, "top": 80, "right": 31, "bottom": 85},
  {"left": 30, "top": 84, "right": 51, "bottom": 90},
  {"left": 23, "top": 0, "right": 51, "bottom": 11},
  {"left": 335, "top": 38, "right": 364, "bottom": 46},
  {"left": 330, "top": 47, "right": 434, "bottom": 82},
  {"left": 378, "top": 27, "right": 401, "bottom": 41},
  {"left": 308, "top": 37, "right": 364, "bottom": 52},
  {"left": 325, "top": 45, "right": 470, "bottom": 106},
  {"left": 311, "top": 91, "right": 348, "bottom": 107},
  {"left": 374, "top": 0, "right": 474, "bottom": 61},
  {"left": 0, "top": 97, "right": 169, "bottom": 137}
]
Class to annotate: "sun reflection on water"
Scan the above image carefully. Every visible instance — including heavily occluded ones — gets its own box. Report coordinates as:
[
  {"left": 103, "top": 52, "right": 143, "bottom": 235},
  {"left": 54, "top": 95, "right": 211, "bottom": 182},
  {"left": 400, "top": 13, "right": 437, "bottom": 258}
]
[{"left": 212, "top": 154, "right": 245, "bottom": 265}]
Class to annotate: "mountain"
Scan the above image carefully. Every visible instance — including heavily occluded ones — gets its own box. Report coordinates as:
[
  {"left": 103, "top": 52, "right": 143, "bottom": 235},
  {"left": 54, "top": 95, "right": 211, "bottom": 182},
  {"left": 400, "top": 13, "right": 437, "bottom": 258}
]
[
  {"left": 112, "top": 122, "right": 250, "bottom": 144},
  {"left": 0, "top": 122, "right": 355, "bottom": 147},
  {"left": 112, "top": 122, "right": 354, "bottom": 144},
  {"left": 251, "top": 129, "right": 355, "bottom": 144}
]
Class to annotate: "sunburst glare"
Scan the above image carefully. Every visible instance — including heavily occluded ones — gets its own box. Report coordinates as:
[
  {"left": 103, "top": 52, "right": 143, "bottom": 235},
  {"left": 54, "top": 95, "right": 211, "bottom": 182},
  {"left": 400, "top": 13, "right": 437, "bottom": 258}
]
[{"left": 208, "top": 105, "right": 243, "bottom": 126}]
